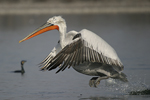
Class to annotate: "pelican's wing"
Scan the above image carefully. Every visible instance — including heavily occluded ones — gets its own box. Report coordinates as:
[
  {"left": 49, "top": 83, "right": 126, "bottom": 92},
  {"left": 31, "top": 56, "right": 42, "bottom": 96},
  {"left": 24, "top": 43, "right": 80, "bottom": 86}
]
[
  {"left": 39, "top": 41, "right": 62, "bottom": 69},
  {"left": 40, "top": 29, "right": 124, "bottom": 73}
]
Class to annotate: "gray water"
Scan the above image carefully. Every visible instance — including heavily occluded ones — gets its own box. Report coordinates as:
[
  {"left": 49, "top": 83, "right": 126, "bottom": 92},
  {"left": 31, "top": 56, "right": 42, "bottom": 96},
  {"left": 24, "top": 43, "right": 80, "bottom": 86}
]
[{"left": 0, "top": 14, "right": 150, "bottom": 100}]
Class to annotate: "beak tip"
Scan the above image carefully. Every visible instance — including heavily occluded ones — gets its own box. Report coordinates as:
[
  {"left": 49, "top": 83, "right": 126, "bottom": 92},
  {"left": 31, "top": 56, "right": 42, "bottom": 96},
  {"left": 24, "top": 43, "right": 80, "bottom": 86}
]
[{"left": 19, "top": 40, "right": 23, "bottom": 43}]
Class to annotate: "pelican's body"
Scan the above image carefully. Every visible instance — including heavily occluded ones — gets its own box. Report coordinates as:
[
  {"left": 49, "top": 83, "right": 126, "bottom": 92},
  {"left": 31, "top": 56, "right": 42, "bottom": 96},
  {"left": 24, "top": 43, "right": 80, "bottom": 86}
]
[{"left": 19, "top": 16, "right": 128, "bottom": 87}]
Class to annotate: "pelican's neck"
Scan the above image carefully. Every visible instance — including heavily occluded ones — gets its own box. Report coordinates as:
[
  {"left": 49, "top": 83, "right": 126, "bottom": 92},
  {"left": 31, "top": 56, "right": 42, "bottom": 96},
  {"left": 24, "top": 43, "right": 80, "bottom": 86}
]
[{"left": 58, "top": 23, "right": 67, "bottom": 48}]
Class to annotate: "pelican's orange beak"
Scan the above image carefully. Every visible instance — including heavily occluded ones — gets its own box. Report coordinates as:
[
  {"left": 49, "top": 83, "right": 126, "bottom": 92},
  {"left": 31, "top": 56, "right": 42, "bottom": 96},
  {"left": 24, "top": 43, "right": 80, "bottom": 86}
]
[{"left": 19, "top": 23, "right": 59, "bottom": 43}]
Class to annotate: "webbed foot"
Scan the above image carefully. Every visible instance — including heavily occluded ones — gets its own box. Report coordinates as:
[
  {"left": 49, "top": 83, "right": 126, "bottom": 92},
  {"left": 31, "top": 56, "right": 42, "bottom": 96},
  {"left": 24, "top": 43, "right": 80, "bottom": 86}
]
[
  {"left": 89, "top": 77, "right": 100, "bottom": 88},
  {"left": 89, "top": 76, "right": 109, "bottom": 87}
]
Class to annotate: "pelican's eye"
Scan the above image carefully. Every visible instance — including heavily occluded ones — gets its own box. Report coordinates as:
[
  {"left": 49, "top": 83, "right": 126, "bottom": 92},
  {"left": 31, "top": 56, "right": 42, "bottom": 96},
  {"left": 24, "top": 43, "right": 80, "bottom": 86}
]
[{"left": 47, "top": 22, "right": 54, "bottom": 26}]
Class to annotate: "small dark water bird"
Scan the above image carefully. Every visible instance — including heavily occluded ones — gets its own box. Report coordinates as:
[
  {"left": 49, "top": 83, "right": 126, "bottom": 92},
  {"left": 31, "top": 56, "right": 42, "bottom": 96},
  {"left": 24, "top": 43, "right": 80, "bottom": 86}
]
[{"left": 13, "top": 60, "right": 26, "bottom": 74}]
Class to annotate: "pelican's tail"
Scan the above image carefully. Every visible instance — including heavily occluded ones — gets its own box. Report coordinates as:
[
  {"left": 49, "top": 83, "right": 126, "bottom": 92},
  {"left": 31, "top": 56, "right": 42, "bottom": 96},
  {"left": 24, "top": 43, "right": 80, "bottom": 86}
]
[{"left": 118, "top": 72, "right": 128, "bottom": 82}]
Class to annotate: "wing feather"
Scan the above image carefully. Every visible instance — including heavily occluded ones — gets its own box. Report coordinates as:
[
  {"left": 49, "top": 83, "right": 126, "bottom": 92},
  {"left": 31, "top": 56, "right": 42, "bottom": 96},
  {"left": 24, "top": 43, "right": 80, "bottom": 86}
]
[
  {"left": 73, "top": 47, "right": 80, "bottom": 66},
  {"left": 62, "top": 53, "right": 74, "bottom": 71},
  {"left": 48, "top": 54, "right": 67, "bottom": 70},
  {"left": 68, "top": 51, "right": 76, "bottom": 69},
  {"left": 56, "top": 54, "right": 70, "bottom": 73},
  {"left": 82, "top": 45, "right": 86, "bottom": 63}
]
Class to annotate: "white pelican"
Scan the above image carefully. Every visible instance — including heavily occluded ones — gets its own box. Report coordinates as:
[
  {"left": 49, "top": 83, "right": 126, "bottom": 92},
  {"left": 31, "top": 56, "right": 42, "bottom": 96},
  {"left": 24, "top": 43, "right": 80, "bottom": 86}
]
[{"left": 19, "top": 16, "right": 128, "bottom": 87}]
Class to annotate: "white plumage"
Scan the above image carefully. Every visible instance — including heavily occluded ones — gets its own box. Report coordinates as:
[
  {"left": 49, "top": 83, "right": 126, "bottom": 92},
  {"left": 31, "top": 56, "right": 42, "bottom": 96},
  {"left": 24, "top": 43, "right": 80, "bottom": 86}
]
[{"left": 19, "top": 16, "right": 128, "bottom": 87}]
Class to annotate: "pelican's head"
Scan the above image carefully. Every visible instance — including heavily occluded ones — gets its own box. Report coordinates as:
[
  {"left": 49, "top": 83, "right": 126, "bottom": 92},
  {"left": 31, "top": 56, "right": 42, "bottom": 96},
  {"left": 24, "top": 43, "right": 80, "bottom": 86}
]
[{"left": 19, "top": 16, "right": 66, "bottom": 43}]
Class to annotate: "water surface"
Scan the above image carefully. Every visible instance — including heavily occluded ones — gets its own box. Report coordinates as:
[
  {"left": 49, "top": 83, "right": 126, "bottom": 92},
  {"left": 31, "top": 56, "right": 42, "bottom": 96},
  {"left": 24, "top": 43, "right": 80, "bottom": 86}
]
[{"left": 0, "top": 14, "right": 150, "bottom": 100}]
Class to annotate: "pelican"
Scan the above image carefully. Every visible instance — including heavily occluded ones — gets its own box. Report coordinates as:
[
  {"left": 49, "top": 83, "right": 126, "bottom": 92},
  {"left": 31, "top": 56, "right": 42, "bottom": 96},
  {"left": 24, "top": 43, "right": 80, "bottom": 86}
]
[
  {"left": 13, "top": 60, "right": 26, "bottom": 74},
  {"left": 19, "top": 16, "right": 128, "bottom": 87}
]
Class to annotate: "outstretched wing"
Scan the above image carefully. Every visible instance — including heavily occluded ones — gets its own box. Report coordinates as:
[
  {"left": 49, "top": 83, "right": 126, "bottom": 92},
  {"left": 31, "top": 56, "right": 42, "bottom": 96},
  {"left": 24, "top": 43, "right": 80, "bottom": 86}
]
[
  {"left": 39, "top": 41, "right": 62, "bottom": 69},
  {"left": 40, "top": 29, "right": 124, "bottom": 73}
]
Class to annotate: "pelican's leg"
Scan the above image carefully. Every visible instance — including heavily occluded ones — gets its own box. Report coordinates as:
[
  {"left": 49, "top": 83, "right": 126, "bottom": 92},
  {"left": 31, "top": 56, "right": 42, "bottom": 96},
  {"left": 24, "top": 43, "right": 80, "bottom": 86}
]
[
  {"left": 89, "top": 77, "right": 99, "bottom": 87},
  {"left": 89, "top": 76, "right": 109, "bottom": 87},
  {"left": 95, "top": 76, "right": 110, "bottom": 87}
]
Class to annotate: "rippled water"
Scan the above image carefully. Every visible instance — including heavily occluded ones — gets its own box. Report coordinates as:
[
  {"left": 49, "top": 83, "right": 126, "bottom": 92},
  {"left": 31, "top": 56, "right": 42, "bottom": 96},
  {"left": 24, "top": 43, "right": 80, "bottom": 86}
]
[{"left": 0, "top": 14, "right": 150, "bottom": 100}]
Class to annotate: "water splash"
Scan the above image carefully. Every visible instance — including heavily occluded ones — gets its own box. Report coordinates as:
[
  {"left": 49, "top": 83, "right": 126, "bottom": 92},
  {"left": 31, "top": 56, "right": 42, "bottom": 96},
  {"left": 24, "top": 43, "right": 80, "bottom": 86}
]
[{"left": 103, "top": 76, "right": 150, "bottom": 95}]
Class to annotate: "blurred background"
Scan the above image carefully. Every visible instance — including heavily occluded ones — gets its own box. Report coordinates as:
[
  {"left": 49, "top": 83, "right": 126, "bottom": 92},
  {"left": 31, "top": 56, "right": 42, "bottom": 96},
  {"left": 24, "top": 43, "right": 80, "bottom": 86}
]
[
  {"left": 0, "top": 0, "right": 150, "bottom": 14},
  {"left": 0, "top": 0, "right": 150, "bottom": 100}
]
